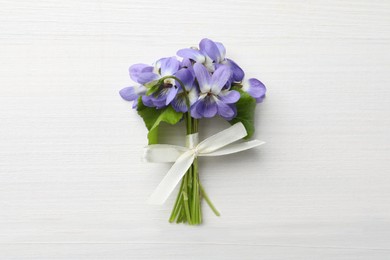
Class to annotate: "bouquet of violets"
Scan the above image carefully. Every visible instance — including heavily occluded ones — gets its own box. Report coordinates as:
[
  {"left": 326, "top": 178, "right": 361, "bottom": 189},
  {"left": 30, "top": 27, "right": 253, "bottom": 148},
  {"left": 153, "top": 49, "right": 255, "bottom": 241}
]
[{"left": 120, "top": 38, "right": 266, "bottom": 225}]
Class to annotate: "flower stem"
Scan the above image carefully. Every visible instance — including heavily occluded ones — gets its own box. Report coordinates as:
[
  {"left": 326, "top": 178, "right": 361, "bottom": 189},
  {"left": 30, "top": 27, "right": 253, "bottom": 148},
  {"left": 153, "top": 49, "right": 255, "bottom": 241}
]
[
  {"left": 169, "top": 178, "right": 184, "bottom": 223},
  {"left": 191, "top": 157, "right": 200, "bottom": 223},
  {"left": 182, "top": 172, "right": 192, "bottom": 224},
  {"left": 199, "top": 182, "right": 220, "bottom": 216}
]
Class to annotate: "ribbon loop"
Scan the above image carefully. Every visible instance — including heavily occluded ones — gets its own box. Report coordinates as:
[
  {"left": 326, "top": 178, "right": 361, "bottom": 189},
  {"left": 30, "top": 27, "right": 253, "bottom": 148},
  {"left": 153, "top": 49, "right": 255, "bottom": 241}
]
[
  {"left": 143, "top": 144, "right": 187, "bottom": 163},
  {"left": 196, "top": 123, "right": 247, "bottom": 154},
  {"left": 144, "top": 122, "right": 265, "bottom": 205}
]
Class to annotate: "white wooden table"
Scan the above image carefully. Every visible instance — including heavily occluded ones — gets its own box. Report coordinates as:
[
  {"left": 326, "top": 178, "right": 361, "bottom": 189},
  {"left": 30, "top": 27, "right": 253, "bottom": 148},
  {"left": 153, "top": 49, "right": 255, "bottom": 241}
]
[{"left": 1, "top": 0, "right": 390, "bottom": 259}]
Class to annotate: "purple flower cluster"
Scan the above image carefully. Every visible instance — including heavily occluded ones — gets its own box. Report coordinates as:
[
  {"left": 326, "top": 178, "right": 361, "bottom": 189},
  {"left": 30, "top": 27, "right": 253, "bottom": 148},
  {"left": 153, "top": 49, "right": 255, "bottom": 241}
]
[{"left": 120, "top": 38, "right": 266, "bottom": 120}]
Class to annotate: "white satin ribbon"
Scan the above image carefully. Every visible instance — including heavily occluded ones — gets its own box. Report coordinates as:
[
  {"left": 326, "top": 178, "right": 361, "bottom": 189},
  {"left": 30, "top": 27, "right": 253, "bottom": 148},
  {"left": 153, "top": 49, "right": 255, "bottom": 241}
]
[{"left": 144, "top": 122, "right": 265, "bottom": 205}]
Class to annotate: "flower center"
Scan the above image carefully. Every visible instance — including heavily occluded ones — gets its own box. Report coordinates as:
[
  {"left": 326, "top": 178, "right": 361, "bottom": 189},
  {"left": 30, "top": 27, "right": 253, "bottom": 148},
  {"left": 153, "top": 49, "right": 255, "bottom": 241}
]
[{"left": 163, "top": 78, "right": 175, "bottom": 88}]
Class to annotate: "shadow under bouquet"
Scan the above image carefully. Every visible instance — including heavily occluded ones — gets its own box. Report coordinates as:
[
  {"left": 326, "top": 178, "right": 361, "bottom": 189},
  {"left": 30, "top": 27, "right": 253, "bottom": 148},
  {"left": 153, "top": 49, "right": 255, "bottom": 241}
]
[{"left": 120, "top": 38, "right": 266, "bottom": 225}]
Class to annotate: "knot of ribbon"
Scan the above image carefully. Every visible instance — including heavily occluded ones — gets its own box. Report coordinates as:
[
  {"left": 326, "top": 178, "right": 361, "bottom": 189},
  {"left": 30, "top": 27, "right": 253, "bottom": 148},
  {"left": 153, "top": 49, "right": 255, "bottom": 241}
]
[{"left": 143, "top": 122, "right": 265, "bottom": 205}]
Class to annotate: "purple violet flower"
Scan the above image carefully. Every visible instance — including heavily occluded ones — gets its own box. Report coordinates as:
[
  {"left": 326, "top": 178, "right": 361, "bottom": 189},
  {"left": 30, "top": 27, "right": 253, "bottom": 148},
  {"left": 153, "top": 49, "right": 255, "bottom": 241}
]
[
  {"left": 177, "top": 38, "right": 244, "bottom": 82},
  {"left": 190, "top": 63, "right": 240, "bottom": 119},
  {"left": 119, "top": 63, "right": 153, "bottom": 108},
  {"left": 138, "top": 57, "right": 181, "bottom": 109},
  {"left": 242, "top": 78, "right": 267, "bottom": 103}
]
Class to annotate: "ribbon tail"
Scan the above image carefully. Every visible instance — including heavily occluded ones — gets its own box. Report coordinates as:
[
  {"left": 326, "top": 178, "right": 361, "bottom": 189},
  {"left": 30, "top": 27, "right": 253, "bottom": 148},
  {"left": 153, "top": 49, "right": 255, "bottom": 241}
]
[
  {"left": 200, "top": 140, "right": 265, "bottom": 157},
  {"left": 148, "top": 150, "right": 196, "bottom": 205}
]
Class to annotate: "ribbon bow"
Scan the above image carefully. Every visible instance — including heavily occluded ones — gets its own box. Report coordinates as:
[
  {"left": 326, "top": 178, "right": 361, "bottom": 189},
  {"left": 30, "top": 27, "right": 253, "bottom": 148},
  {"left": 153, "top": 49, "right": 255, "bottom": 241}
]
[{"left": 144, "top": 122, "right": 265, "bottom": 205}]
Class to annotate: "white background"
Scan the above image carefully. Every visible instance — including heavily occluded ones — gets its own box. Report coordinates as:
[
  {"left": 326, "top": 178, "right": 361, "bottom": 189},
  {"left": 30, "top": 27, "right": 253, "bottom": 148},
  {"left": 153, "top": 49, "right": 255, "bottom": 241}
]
[{"left": 1, "top": 0, "right": 390, "bottom": 259}]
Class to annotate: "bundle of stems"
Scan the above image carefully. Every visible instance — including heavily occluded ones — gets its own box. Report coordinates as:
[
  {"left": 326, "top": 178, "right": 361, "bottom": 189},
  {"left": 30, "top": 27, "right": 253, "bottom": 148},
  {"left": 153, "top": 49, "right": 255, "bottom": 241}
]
[{"left": 168, "top": 115, "right": 220, "bottom": 225}]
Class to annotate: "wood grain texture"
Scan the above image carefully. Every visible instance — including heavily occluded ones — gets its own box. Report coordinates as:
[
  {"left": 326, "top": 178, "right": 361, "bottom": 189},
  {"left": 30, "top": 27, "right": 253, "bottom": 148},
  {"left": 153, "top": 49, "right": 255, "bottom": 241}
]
[{"left": 1, "top": 0, "right": 390, "bottom": 259}]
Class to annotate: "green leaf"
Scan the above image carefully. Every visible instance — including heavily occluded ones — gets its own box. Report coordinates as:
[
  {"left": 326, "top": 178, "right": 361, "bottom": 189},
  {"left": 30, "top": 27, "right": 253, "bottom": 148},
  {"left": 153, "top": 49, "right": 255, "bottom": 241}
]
[
  {"left": 137, "top": 98, "right": 184, "bottom": 144},
  {"left": 229, "top": 88, "right": 257, "bottom": 139}
]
